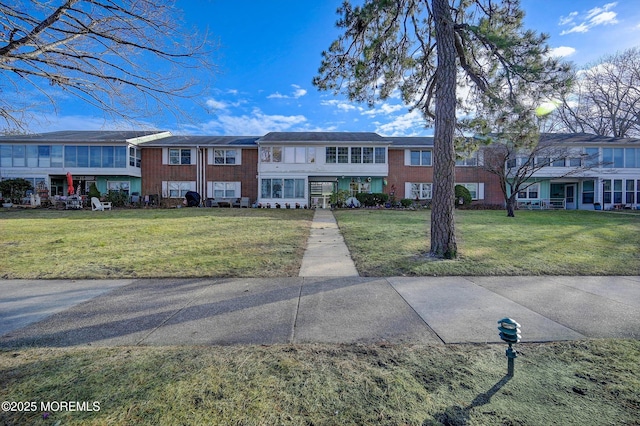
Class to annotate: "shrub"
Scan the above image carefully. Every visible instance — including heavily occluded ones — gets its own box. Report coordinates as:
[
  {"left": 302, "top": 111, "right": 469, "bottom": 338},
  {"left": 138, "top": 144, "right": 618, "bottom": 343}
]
[
  {"left": 104, "top": 190, "right": 129, "bottom": 207},
  {"left": 454, "top": 185, "right": 472, "bottom": 208},
  {"left": 0, "top": 178, "right": 33, "bottom": 204},
  {"left": 88, "top": 182, "right": 101, "bottom": 199},
  {"left": 400, "top": 198, "right": 414, "bottom": 208},
  {"left": 356, "top": 192, "right": 389, "bottom": 207}
]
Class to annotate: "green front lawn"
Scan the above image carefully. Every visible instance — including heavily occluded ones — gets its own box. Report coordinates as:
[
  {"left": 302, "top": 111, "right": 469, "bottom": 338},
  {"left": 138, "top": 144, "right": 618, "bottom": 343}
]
[
  {"left": 0, "top": 208, "right": 314, "bottom": 279},
  {"left": 334, "top": 209, "right": 640, "bottom": 276}
]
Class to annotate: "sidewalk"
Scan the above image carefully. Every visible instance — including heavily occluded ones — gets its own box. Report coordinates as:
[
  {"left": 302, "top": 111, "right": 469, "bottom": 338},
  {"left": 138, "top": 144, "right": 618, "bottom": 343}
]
[
  {"left": 0, "top": 210, "right": 639, "bottom": 347},
  {"left": 298, "top": 209, "right": 358, "bottom": 277}
]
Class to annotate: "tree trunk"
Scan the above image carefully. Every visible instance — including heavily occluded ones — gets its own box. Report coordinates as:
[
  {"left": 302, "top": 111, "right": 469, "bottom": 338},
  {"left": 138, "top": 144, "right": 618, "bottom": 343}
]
[
  {"left": 506, "top": 196, "right": 517, "bottom": 217},
  {"left": 430, "top": 0, "right": 457, "bottom": 259}
]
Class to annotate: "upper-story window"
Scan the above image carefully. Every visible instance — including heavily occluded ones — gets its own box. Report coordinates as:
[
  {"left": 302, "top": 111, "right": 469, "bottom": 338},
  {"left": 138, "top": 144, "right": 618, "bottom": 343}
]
[
  {"left": 326, "top": 146, "right": 386, "bottom": 164},
  {"left": 169, "top": 148, "right": 191, "bottom": 165},
  {"left": 129, "top": 147, "right": 141, "bottom": 167},
  {"left": 0, "top": 144, "right": 127, "bottom": 168},
  {"left": 410, "top": 150, "right": 432, "bottom": 166},
  {"left": 455, "top": 152, "right": 478, "bottom": 166},
  {"left": 214, "top": 149, "right": 237, "bottom": 165},
  {"left": 261, "top": 146, "right": 315, "bottom": 163}
]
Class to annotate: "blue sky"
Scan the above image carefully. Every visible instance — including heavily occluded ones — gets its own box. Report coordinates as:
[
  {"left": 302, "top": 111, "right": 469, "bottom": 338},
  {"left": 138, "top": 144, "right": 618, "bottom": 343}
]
[{"left": 23, "top": 1, "right": 640, "bottom": 136}]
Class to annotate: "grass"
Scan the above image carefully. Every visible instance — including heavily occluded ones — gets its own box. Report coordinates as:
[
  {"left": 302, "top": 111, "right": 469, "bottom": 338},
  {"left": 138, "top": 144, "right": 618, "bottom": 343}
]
[
  {"left": 0, "top": 208, "right": 314, "bottom": 279},
  {"left": 334, "top": 209, "right": 640, "bottom": 276},
  {"left": 2, "top": 208, "right": 639, "bottom": 424},
  {"left": 1, "top": 340, "right": 638, "bottom": 425}
]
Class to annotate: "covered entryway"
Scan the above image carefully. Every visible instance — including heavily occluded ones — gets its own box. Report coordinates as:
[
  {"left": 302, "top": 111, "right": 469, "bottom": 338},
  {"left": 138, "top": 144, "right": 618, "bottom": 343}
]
[
  {"left": 309, "top": 178, "right": 336, "bottom": 209},
  {"left": 550, "top": 182, "right": 577, "bottom": 210}
]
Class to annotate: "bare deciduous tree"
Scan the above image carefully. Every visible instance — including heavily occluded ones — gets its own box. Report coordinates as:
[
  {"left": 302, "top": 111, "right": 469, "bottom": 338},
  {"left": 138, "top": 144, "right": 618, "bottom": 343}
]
[
  {"left": 554, "top": 47, "right": 640, "bottom": 138},
  {"left": 0, "top": 0, "right": 215, "bottom": 130}
]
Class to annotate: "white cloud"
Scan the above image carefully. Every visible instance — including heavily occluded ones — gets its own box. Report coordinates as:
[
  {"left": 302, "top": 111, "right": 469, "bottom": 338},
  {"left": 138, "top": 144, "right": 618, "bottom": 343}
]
[
  {"left": 205, "top": 98, "right": 228, "bottom": 110},
  {"left": 374, "top": 110, "right": 427, "bottom": 136},
  {"left": 267, "top": 84, "right": 307, "bottom": 100},
  {"left": 199, "top": 108, "right": 306, "bottom": 135},
  {"left": 320, "top": 99, "right": 359, "bottom": 112},
  {"left": 559, "top": 11, "right": 578, "bottom": 26},
  {"left": 560, "top": 3, "right": 619, "bottom": 35},
  {"left": 361, "top": 103, "right": 404, "bottom": 117},
  {"left": 549, "top": 46, "right": 577, "bottom": 58}
]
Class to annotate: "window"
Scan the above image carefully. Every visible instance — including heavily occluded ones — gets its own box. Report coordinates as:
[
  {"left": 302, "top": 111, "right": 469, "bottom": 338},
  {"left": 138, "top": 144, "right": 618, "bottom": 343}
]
[
  {"left": 603, "top": 148, "right": 624, "bottom": 168},
  {"left": 351, "top": 147, "right": 362, "bottom": 164},
  {"left": 518, "top": 183, "right": 539, "bottom": 199},
  {"left": 637, "top": 180, "right": 640, "bottom": 205},
  {"left": 213, "top": 182, "right": 237, "bottom": 198},
  {"left": 107, "top": 181, "right": 130, "bottom": 193},
  {"left": 410, "top": 183, "right": 432, "bottom": 199},
  {"left": 568, "top": 157, "right": 582, "bottom": 167},
  {"left": 582, "top": 180, "right": 595, "bottom": 204},
  {"left": 362, "top": 147, "right": 373, "bottom": 163},
  {"left": 325, "top": 147, "right": 336, "bottom": 163},
  {"left": 129, "top": 147, "right": 141, "bottom": 167},
  {"left": 64, "top": 146, "right": 77, "bottom": 167},
  {"left": 77, "top": 146, "right": 89, "bottom": 167},
  {"left": 624, "top": 148, "right": 639, "bottom": 168},
  {"left": 626, "top": 180, "right": 635, "bottom": 204},
  {"left": 102, "top": 146, "right": 114, "bottom": 168},
  {"left": 410, "top": 150, "right": 432, "bottom": 166},
  {"left": 260, "top": 147, "right": 272, "bottom": 162},
  {"left": 585, "top": 148, "right": 599, "bottom": 167},
  {"left": 614, "top": 179, "right": 623, "bottom": 203},
  {"left": 167, "top": 181, "right": 192, "bottom": 198},
  {"left": 169, "top": 148, "right": 191, "bottom": 165},
  {"left": 337, "top": 147, "right": 349, "bottom": 163},
  {"left": 460, "top": 183, "right": 479, "bottom": 200},
  {"left": 214, "top": 149, "right": 237, "bottom": 165},
  {"left": 25, "top": 145, "right": 37, "bottom": 167},
  {"left": 11, "top": 144, "right": 25, "bottom": 167},
  {"left": 51, "top": 146, "right": 63, "bottom": 167},
  {"left": 308, "top": 147, "right": 316, "bottom": 163},
  {"left": 114, "top": 146, "right": 127, "bottom": 168},
  {"left": 90, "top": 146, "right": 101, "bottom": 167},
  {"left": 536, "top": 157, "right": 551, "bottom": 167},
  {"left": 38, "top": 146, "right": 50, "bottom": 167},
  {"left": 603, "top": 180, "right": 612, "bottom": 204},
  {"left": 0, "top": 145, "right": 11, "bottom": 167},
  {"left": 456, "top": 153, "right": 478, "bottom": 166},
  {"left": 327, "top": 146, "right": 385, "bottom": 164},
  {"left": 261, "top": 178, "right": 305, "bottom": 198},
  {"left": 550, "top": 158, "right": 565, "bottom": 167}
]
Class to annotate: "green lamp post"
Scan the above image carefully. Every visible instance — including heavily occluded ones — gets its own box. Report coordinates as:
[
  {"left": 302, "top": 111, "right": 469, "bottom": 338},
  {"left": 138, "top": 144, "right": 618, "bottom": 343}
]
[{"left": 498, "top": 318, "right": 521, "bottom": 376}]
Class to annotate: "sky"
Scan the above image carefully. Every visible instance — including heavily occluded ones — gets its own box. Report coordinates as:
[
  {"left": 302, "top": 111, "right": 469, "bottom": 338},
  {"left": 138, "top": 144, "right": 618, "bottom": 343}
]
[{"left": 18, "top": 1, "right": 640, "bottom": 136}]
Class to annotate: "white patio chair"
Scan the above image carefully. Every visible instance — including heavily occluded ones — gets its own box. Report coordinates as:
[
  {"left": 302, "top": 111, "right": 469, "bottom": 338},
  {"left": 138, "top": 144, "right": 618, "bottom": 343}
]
[{"left": 91, "top": 197, "right": 112, "bottom": 211}]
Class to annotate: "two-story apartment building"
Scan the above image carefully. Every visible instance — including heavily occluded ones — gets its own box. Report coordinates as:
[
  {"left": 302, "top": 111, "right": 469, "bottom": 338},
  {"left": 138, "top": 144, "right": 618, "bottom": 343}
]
[
  {"left": 504, "top": 134, "right": 640, "bottom": 210},
  {"left": 1, "top": 130, "right": 638, "bottom": 211},
  {"left": 0, "top": 130, "right": 169, "bottom": 198}
]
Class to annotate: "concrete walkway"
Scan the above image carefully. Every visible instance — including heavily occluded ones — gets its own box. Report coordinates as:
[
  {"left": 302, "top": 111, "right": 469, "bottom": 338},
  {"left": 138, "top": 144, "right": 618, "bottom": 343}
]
[
  {"left": 298, "top": 209, "right": 359, "bottom": 277},
  {"left": 1, "top": 276, "right": 638, "bottom": 348},
  {"left": 0, "top": 209, "right": 639, "bottom": 347}
]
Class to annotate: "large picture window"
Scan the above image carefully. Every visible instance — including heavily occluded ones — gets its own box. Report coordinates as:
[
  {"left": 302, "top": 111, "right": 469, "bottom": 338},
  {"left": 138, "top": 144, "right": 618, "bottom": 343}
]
[{"left": 261, "top": 178, "right": 305, "bottom": 198}]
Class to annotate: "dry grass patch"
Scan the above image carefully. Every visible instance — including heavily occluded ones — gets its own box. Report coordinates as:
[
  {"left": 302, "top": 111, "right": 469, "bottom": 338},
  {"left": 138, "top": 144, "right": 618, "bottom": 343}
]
[{"left": 1, "top": 340, "right": 638, "bottom": 425}]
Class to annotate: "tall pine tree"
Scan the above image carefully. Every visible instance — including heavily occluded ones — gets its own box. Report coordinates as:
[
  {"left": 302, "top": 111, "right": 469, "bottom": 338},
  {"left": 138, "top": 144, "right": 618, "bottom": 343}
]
[{"left": 314, "top": 0, "right": 569, "bottom": 259}]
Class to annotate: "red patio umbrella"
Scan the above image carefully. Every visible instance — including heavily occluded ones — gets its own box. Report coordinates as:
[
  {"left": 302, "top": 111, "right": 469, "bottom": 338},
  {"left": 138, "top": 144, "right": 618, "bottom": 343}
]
[{"left": 66, "top": 172, "right": 75, "bottom": 195}]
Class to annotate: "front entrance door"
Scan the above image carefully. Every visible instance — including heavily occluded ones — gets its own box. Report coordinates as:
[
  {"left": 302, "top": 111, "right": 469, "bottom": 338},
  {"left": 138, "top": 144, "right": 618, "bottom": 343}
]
[{"left": 565, "top": 184, "right": 576, "bottom": 209}]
